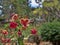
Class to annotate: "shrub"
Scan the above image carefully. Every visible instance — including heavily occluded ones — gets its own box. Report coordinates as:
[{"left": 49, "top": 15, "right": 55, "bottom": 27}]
[{"left": 40, "top": 21, "right": 60, "bottom": 41}]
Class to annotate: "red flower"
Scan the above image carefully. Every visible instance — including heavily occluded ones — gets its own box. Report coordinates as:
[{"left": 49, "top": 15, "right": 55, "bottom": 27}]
[
  {"left": 1, "top": 38, "right": 11, "bottom": 43},
  {"left": 6, "top": 38, "right": 11, "bottom": 43},
  {"left": 2, "top": 30, "right": 8, "bottom": 35},
  {"left": 12, "top": 14, "right": 18, "bottom": 20},
  {"left": 18, "top": 30, "right": 22, "bottom": 36},
  {"left": 1, "top": 38, "right": 6, "bottom": 43},
  {"left": 20, "top": 18, "right": 30, "bottom": 27},
  {"left": 10, "top": 22, "right": 18, "bottom": 29},
  {"left": 31, "top": 28, "right": 37, "bottom": 34}
]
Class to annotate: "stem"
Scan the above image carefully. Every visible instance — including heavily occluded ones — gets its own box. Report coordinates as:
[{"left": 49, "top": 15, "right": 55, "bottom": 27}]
[{"left": 18, "top": 37, "right": 24, "bottom": 45}]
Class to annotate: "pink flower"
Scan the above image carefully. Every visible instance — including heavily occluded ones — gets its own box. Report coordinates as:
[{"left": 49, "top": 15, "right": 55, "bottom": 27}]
[
  {"left": 9, "top": 22, "right": 18, "bottom": 29},
  {"left": 31, "top": 28, "right": 37, "bottom": 34},
  {"left": 2, "top": 30, "right": 8, "bottom": 35},
  {"left": 12, "top": 14, "right": 18, "bottom": 20}
]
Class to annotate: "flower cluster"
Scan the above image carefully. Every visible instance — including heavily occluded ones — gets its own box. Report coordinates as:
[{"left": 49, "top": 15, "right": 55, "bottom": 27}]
[
  {"left": 0, "top": 30, "right": 11, "bottom": 43},
  {"left": 0, "top": 13, "right": 38, "bottom": 44},
  {"left": 1, "top": 38, "right": 11, "bottom": 43},
  {"left": 10, "top": 13, "right": 30, "bottom": 30}
]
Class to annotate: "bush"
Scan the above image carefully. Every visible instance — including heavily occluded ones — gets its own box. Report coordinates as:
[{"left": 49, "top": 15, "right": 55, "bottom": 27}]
[{"left": 40, "top": 21, "right": 60, "bottom": 41}]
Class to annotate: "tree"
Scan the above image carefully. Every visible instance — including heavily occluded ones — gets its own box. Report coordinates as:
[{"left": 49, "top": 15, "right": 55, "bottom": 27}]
[{"left": 32, "top": 0, "right": 60, "bottom": 22}]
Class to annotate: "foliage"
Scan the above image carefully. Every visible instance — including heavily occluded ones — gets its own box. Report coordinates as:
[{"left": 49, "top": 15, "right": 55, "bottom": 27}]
[
  {"left": 33, "top": 0, "right": 60, "bottom": 22},
  {"left": 1, "top": 0, "right": 60, "bottom": 21},
  {"left": 40, "top": 21, "right": 60, "bottom": 41},
  {"left": 12, "top": 0, "right": 31, "bottom": 17}
]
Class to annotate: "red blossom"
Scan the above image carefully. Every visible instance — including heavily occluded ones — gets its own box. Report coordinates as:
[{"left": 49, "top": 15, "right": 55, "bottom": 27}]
[
  {"left": 1, "top": 38, "right": 11, "bottom": 43},
  {"left": 31, "top": 28, "right": 37, "bottom": 34},
  {"left": 18, "top": 30, "right": 22, "bottom": 36},
  {"left": 2, "top": 30, "right": 8, "bottom": 35},
  {"left": 10, "top": 22, "right": 18, "bottom": 29},
  {"left": 20, "top": 18, "right": 30, "bottom": 27},
  {"left": 6, "top": 38, "right": 11, "bottom": 43},
  {"left": 1, "top": 38, "right": 6, "bottom": 43}
]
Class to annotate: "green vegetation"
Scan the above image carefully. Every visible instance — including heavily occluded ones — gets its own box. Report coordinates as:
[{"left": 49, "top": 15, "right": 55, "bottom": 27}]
[
  {"left": 1, "top": 0, "right": 60, "bottom": 20},
  {"left": 32, "top": 0, "right": 60, "bottom": 22},
  {"left": 40, "top": 21, "right": 60, "bottom": 41},
  {"left": 0, "top": 0, "right": 60, "bottom": 37}
]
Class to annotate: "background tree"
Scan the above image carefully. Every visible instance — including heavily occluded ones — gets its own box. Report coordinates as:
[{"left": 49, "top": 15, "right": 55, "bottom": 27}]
[{"left": 33, "top": 0, "right": 60, "bottom": 22}]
